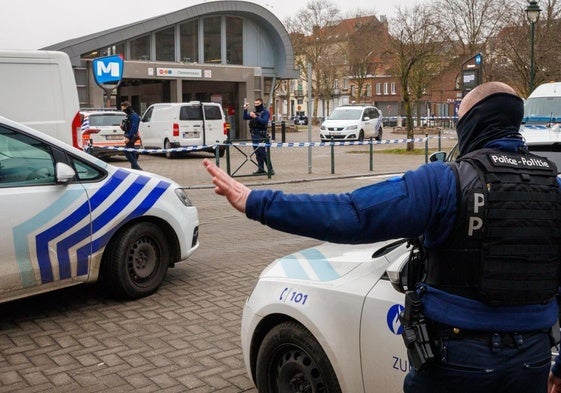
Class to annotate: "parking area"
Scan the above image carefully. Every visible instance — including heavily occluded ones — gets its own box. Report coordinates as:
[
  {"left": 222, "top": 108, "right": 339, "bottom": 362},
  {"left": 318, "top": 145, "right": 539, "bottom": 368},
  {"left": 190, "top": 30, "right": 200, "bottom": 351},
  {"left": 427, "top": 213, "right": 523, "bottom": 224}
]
[{"left": 0, "top": 128, "right": 456, "bottom": 392}]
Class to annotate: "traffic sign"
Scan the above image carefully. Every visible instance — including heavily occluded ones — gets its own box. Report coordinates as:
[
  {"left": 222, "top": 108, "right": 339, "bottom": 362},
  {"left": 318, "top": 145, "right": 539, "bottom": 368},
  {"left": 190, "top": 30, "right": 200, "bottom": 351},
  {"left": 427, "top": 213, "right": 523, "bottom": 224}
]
[{"left": 92, "top": 55, "right": 124, "bottom": 86}]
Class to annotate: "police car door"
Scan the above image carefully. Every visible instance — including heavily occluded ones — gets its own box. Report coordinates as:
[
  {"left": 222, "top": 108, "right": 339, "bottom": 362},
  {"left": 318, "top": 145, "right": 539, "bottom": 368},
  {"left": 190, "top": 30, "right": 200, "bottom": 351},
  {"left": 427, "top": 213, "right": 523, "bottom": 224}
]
[{"left": 0, "top": 124, "right": 91, "bottom": 299}]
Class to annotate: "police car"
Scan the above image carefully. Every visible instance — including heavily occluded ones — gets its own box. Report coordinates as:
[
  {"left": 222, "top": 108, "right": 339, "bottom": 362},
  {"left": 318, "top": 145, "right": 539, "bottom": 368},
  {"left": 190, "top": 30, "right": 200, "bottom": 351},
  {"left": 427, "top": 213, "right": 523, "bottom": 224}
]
[
  {"left": 0, "top": 115, "right": 199, "bottom": 302},
  {"left": 80, "top": 110, "right": 142, "bottom": 159},
  {"left": 241, "top": 130, "right": 561, "bottom": 393}
]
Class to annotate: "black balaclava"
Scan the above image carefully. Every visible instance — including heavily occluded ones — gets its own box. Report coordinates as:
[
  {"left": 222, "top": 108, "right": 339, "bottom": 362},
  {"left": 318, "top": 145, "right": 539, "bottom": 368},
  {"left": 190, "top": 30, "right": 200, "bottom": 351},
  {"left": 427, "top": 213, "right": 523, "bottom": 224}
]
[
  {"left": 123, "top": 106, "right": 133, "bottom": 115},
  {"left": 255, "top": 102, "right": 264, "bottom": 113},
  {"left": 456, "top": 92, "right": 524, "bottom": 157}
]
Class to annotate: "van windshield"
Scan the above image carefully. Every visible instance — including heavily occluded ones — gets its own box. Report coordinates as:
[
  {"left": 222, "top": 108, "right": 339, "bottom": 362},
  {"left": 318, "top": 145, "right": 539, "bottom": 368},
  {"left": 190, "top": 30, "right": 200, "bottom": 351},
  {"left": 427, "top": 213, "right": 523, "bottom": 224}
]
[
  {"left": 524, "top": 97, "right": 561, "bottom": 123},
  {"left": 328, "top": 108, "right": 362, "bottom": 121}
]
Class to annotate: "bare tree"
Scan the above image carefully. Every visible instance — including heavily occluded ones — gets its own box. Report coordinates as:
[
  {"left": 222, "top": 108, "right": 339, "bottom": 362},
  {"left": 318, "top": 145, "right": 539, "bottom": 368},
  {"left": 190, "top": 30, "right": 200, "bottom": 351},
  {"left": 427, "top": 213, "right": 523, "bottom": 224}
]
[
  {"left": 432, "top": 0, "right": 518, "bottom": 59},
  {"left": 343, "top": 15, "right": 385, "bottom": 102},
  {"left": 285, "top": 0, "right": 342, "bottom": 123},
  {"left": 387, "top": 5, "right": 440, "bottom": 151}
]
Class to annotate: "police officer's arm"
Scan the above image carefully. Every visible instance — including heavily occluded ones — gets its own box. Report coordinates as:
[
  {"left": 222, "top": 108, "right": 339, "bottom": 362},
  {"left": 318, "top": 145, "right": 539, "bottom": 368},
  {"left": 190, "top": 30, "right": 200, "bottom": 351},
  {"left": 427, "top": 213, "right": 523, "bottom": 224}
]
[{"left": 245, "top": 162, "right": 457, "bottom": 244}]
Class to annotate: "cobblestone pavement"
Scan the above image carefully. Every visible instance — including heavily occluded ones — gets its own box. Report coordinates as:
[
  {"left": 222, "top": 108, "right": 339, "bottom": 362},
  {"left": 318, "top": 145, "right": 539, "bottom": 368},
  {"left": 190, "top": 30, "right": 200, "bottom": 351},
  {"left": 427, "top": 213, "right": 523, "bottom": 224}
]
[{"left": 0, "top": 127, "right": 456, "bottom": 392}]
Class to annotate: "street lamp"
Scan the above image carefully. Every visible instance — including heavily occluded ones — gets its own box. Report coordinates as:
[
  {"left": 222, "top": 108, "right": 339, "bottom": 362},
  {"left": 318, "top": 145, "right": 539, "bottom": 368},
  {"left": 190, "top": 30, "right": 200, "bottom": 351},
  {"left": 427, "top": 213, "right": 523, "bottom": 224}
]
[{"left": 526, "top": 0, "right": 541, "bottom": 93}]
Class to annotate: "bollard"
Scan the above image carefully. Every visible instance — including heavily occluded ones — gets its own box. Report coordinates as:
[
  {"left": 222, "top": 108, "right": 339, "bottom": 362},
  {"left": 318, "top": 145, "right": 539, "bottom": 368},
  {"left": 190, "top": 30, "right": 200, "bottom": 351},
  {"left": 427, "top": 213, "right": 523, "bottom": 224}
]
[
  {"left": 281, "top": 120, "right": 286, "bottom": 143},
  {"left": 226, "top": 141, "right": 231, "bottom": 175},
  {"left": 369, "top": 137, "right": 374, "bottom": 171},
  {"left": 425, "top": 133, "right": 429, "bottom": 164},
  {"left": 330, "top": 137, "right": 335, "bottom": 174},
  {"left": 438, "top": 129, "right": 442, "bottom": 151},
  {"left": 271, "top": 121, "right": 276, "bottom": 141}
]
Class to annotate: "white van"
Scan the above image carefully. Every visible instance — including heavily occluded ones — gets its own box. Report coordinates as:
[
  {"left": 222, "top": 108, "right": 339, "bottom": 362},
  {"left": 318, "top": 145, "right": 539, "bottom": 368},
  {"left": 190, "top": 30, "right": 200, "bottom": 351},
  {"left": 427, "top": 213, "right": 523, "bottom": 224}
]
[
  {"left": 0, "top": 50, "right": 81, "bottom": 148},
  {"left": 139, "top": 102, "right": 229, "bottom": 158},
  {"left": 523, "top": 82, "right": 561, "bottom": 129}
]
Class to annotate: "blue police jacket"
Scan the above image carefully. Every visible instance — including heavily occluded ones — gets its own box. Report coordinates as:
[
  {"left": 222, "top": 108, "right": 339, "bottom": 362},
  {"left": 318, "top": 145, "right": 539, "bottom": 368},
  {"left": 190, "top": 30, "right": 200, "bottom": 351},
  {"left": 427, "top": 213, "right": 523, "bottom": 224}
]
[
  {"left": 125, "top": 112, "right": 140, "bottom": 140},
  {"left": 245, "top": 137, "right": 560, "bottom": 333}
]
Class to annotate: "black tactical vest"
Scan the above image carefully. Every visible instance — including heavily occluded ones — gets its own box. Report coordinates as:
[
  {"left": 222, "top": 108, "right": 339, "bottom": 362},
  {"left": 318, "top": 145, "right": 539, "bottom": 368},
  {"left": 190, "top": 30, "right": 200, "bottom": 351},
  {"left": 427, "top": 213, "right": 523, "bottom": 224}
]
[{"left": 424, "top": 148, "right": 561, "bottom": 306}]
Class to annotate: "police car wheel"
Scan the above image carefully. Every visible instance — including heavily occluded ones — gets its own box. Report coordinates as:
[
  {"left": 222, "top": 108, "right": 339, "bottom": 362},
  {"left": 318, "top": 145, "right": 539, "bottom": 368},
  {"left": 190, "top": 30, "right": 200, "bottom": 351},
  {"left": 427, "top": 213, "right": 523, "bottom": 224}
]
[
  {"left": 165, "top": 139, "right": 176, "bottom": 159},
  {"left": 376, "top": 127, "right": 383, "bottom": 141},
  {"left": 358, "top": 130, "right": 365, "bottom": 141},
  {"left": 255, "top": 321, "right": 342, "bottom": 393},
  {"left": 103, "top": 222, "right": 170, "bottom": 299}
]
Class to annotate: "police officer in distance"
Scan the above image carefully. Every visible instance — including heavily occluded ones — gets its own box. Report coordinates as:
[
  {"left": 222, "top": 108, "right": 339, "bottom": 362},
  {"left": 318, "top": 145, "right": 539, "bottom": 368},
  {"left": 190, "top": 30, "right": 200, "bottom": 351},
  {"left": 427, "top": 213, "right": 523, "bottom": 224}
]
[
  {"left": 203, "top": 81, "right": 561, "bottom": 393},
  {"left": 243, "top": 97, "right": 274, "bottom": 175}
]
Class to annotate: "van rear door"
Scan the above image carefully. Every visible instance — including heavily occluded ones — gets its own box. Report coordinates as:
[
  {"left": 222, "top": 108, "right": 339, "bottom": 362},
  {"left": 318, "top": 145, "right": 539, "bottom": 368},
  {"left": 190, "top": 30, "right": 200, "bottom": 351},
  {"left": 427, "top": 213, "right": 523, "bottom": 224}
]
[
  {"left": 179, "top": 105, "right": 205, "bottom": 146},
  {"left": 202, "top": 104, "right": 228, "bottom": 145}
]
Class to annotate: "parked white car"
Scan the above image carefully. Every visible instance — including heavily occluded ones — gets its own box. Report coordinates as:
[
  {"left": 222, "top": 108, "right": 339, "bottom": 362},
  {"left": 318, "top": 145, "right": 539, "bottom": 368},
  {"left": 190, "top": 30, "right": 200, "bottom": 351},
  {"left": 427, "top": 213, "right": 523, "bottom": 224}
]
[
  {"left": 241, "top": 131, "right": 561, "bottom": 393},
  {"left": 320, "top": 105, "right": 383, "bottom": 142},
  {"left": 0, "top": 115, "right": 199, "bottom": 303}
]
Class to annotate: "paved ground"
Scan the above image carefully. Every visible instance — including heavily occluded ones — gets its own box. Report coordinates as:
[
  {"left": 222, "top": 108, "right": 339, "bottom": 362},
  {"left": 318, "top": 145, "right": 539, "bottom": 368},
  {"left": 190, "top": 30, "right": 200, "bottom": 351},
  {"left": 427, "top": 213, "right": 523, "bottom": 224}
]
[{"left": 0, "top": 128, "right": 456, "bottom": 392}]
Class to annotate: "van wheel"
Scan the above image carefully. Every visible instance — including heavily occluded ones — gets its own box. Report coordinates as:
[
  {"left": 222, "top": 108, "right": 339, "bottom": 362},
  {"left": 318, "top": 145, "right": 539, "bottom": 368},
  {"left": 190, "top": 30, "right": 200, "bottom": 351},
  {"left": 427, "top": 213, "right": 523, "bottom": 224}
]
[
  {"left": 102, "top": 222, "right": 170, "bottom": 299},
  {"left": 255, "top": 321, "right": 342, "bottom": 393},
  {"left": 376, "top": 127, "right": 383, "bottom": 141},
  {"left": 164, "top": 139, "right": 176, "bottom": 159}
]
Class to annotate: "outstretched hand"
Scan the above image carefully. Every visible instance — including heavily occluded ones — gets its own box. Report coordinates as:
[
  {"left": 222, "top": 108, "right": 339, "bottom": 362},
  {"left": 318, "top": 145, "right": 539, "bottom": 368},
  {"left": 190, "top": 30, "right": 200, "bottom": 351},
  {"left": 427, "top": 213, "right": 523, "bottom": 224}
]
[
  {"left": 549, "top": 372, "right": 561, "bottom": 392},
  {"left": 202, "top": 159, "right": 250, "bottom": 213}
]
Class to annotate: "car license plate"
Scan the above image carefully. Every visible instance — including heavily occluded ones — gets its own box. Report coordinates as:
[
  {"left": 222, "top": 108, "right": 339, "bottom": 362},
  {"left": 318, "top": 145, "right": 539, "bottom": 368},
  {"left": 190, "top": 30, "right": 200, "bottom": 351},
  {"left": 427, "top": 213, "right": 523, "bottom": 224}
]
[
  {"left": 183, "top": 132, "right": 199, "bottom": 138},
  {"left": 106, "top": 135, "right": 123, "bottom": 140}
]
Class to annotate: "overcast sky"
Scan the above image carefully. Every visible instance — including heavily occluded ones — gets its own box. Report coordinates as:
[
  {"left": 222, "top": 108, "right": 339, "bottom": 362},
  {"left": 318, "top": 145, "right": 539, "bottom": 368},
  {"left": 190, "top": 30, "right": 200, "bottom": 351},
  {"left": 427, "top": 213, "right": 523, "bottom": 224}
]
[{"left": 0, "top": 0, "right": 420, "bottom": 50}]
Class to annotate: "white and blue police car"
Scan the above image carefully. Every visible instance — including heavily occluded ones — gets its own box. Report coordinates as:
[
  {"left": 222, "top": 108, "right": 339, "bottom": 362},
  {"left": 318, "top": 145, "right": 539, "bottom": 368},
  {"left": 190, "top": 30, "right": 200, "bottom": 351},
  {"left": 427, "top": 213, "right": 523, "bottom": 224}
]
[
  {"left": 0, "top": 115, "right": 199, "bottom": 302},
  {"left": 241, "top": 132, "right": 561, "bottom": 393},
  {"left": 241, "top": 239, "right": 411, "bottom": 393}
]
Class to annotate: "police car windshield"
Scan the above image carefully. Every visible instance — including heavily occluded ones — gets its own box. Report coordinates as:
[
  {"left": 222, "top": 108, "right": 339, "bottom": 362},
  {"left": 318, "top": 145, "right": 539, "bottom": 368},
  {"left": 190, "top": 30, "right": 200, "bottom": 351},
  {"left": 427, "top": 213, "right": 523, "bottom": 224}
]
[{"left": 524, "top": 97, "right": 561, "bottom": 122}]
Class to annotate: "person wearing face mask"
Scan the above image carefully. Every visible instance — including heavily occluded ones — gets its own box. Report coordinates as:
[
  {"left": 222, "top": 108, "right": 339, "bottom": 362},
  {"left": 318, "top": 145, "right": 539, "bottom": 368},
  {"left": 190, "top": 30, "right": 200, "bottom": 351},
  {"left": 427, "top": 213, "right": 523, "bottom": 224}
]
[
  {"left": 243, "top": 97, "right": 274, "bottom": 175},
  {"left": 204, "top": 82, "right": 561, "bottom": 393}
]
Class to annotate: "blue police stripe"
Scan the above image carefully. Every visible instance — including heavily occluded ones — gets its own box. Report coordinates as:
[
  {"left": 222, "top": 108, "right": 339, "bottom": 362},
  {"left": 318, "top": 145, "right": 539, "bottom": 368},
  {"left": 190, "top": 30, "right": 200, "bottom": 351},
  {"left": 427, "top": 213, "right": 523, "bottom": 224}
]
[
  {"left": 12, "top": 188, "right": 87, "bottom": 288},
  {"left": 56, "top": 175, "right": 151, "bottom": 279},
  {"left": 299, "top": 248, "right": 340, "bottom": 281},
  {"left": 35, "top": 169, "right": 130, "bottom": 283},
  {"left": 280, "top": 255, "right": 309, "bottom": 280},
  {"left": 76, "top": 179, "right": 170, "bottom": 275}
]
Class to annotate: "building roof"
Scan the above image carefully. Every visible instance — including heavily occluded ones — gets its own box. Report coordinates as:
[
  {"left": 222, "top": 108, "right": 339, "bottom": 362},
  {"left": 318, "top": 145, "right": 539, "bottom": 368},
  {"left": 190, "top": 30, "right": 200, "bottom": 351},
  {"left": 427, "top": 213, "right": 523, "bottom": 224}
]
[{"left": 43, "top": 0, "right": 298, "bottom": 78}]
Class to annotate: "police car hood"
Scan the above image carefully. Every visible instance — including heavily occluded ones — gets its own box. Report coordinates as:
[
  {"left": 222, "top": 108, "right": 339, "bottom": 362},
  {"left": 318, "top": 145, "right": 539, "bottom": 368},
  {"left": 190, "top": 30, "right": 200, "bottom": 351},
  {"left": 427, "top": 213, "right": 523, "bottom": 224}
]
[{"left": 259, "top": 239, "right": 403, "bottom": 282}]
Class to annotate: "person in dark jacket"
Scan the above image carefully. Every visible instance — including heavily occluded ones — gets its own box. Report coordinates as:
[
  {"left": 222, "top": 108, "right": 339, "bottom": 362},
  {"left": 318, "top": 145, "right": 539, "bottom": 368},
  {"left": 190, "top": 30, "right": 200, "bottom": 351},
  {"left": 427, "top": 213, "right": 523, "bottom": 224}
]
[
  {"left": 120, "top": 101, "right": 142, "bottom": 170},
  {"left": 243, "top": 97, "right": 274, "bottom": 175},
  {"left": 203, "top": 81, "right": 561, "bottom": 393}
]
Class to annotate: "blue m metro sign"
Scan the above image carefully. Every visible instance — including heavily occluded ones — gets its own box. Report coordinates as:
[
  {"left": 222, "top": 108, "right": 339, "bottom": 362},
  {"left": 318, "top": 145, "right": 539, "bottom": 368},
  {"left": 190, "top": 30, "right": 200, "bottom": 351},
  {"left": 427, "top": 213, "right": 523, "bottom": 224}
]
[{"left": 92, "top": 55, "right": 124, "bottom": 86}]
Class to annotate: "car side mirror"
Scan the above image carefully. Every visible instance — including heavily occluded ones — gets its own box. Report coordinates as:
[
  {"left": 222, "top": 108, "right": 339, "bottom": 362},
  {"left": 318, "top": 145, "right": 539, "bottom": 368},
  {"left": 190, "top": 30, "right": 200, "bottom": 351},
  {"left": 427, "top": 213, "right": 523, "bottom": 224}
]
[
  {"left": 56, "top": 162, "right": 76, "bottom": 183},
  {"left": 363, "top": 117, "right": 370, "bottom": 121},
  {"left": 429, "top": 151, "right": 447, "bottom": 162}
]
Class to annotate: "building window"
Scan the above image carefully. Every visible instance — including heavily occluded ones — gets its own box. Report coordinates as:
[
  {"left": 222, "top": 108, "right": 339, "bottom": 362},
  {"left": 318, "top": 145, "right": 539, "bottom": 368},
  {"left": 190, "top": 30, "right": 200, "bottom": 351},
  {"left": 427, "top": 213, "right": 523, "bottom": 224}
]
[
  {"left": 204, "top": 16, "right": 221, "bottom": 64},
  {"left": 180, "top": 20, "right": 199, "bottom": 63},
  {"left": 226, "top": 17, "right": 243, "bottom": 65},
  {"left": 391, "top": 82, "right": 397, "bottom": 95},
  {"left": 366, "top": 83, "right": 372, "bottom": 97},
  {"left": 383, "top": 82, "right": 389, "bottom": 95},
  {"left": 376, "top": 83, "right": 381, "bottom": 95},
  {"left": 130, "top": 35, "right": 150, "bottom": 60},
  {"left": 155, "top": 27, "right": 175, "bottom": 62}
]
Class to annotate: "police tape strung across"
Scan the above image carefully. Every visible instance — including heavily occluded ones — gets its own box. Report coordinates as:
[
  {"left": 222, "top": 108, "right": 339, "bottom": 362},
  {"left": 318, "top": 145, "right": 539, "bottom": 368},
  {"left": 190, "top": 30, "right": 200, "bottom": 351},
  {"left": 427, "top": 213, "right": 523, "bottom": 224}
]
[{"left": 94, "top": 136, "right": 456, "bottom": 154}]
